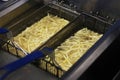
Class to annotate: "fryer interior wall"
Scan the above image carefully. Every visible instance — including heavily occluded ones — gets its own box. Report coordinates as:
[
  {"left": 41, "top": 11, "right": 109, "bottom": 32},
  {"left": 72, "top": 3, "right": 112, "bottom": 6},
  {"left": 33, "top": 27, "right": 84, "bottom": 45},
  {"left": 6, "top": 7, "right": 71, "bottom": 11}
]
[{"left": 52, "top": 0, "right": 120, "bottom": 22}]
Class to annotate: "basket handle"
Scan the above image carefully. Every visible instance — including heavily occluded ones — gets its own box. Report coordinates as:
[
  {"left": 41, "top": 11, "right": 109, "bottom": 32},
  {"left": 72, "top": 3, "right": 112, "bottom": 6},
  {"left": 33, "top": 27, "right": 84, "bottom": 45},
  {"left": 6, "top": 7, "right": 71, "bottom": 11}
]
[
  {"left": 0, "top": 47, "right": 53, "bottom": 80},
  {"left": 0, "top": 28, "right": 9, "bottom": 34}
]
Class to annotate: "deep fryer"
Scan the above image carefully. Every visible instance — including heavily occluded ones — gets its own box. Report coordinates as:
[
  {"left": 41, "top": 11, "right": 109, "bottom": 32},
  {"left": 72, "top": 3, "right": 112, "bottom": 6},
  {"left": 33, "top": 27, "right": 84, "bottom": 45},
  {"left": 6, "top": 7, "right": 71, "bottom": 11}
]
[{"left": 0, "top": 0, "right": 120, "bottom": 80}]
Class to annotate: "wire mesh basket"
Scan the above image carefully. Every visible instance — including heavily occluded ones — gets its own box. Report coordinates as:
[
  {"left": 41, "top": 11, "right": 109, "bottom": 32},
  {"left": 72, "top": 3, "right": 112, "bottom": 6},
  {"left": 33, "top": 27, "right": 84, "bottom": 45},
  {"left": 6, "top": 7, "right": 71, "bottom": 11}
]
[{"left": 0, "top": 2, "right": 80, "bottom": 78}]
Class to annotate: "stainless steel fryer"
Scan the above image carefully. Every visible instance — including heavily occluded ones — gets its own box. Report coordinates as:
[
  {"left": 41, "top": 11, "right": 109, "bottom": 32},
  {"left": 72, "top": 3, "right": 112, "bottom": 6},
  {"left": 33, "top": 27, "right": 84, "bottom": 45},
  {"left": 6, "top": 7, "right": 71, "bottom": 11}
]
[{"left": 1, "top": 0, "right": 120, "bottom": 80}]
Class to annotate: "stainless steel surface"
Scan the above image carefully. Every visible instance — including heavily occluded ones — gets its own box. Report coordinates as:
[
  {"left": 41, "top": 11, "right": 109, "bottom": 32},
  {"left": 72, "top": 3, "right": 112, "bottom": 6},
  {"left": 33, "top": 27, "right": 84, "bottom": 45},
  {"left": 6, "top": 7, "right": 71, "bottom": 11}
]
[
  {"left": 1, "top": 0, "right": 9, "bottom": 1},
  {"left": 0, "top": 0, "right": 28, "bottom": 17},
  {"left": 44, "top": 0, "right": 120, "bottom": 23},
  {"left": 113, "top": 70, "right": 120, "bottom": 80},
  {"left": 0, "top": 0, "right": 39, "bottom": 27}
]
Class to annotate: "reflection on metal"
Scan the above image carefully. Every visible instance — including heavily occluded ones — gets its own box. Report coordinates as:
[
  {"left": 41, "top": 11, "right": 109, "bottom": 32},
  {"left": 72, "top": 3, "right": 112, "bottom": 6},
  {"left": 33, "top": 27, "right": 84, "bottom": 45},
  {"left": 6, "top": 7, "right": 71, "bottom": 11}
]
[
  {"left": 1, "top": 0, "right": 9, "bottom": 1},
  {"left": 0, "top": 0, "right": 29, "bottom": 17},
  {"left": 0, "top": 0, "right": 38, "bottom": 27}
]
